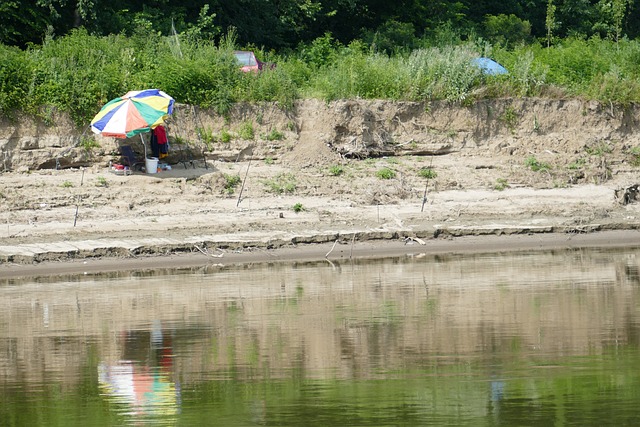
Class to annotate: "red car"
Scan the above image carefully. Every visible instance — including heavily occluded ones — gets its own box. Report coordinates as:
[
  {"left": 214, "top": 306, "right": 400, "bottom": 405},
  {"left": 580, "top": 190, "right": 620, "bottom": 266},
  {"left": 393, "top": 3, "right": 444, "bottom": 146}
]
[{"left": 234, "top": 51, "right": 275, "bottom": 73}]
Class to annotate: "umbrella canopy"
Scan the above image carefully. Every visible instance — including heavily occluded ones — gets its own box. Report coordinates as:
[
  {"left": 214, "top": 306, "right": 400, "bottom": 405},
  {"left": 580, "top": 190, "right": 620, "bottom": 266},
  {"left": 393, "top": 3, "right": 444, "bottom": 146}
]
[
  {"left": 91, "top": 89, "right": 175, "bottom": 139},
  {"left": 472, "top": 57, "right": 508, "bottom": 76}
]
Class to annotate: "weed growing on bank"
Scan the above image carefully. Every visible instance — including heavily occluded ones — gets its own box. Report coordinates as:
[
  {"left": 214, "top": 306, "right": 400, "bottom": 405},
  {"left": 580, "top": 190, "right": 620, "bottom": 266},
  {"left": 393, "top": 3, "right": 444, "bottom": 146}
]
[{"left": 3, "top": 29, "right": 640, "bottom": 127}]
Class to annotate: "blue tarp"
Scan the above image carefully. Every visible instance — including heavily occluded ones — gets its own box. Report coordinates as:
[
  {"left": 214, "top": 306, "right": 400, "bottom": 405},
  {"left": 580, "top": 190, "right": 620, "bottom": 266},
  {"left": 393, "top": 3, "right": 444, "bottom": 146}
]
[{"left": 472, "top": 57, "right": 508, "bottom": 75}]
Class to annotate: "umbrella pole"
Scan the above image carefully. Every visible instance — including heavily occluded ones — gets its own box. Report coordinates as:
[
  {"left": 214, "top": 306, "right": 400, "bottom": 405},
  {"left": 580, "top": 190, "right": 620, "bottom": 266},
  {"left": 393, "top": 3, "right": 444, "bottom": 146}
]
[{"left": 140, "top": 134, "right": 148, "bottom": 159}]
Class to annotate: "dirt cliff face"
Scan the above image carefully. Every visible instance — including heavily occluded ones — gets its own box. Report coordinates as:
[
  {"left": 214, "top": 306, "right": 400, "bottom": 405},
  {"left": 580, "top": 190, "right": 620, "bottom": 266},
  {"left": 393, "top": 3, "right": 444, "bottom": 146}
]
[{"left": 2, "top": 98, "right": 640, "bottom": 195}]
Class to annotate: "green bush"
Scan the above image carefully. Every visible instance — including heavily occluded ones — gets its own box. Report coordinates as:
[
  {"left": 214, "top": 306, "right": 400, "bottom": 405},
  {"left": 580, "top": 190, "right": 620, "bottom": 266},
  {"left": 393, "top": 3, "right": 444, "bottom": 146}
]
[
  {"left": 237, "top": 121, "right": 255, "bottom": 140},
  {"left": 223, "top": 174, "right": 241, "bottom": 194}
]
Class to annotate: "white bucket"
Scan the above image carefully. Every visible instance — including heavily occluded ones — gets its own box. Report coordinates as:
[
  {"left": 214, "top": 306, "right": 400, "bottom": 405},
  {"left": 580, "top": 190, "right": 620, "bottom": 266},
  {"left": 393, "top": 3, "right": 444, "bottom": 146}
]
[{"left": 145, "top": 157, "right": 159, "bottom": 174}]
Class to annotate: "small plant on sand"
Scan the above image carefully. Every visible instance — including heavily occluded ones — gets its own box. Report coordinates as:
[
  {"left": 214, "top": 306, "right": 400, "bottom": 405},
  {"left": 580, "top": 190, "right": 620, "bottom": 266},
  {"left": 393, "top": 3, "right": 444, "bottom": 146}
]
[
  {"left": 418, "top": 167, "right": 437, "bottom": 180},
  {"left": 264, "top": 156, "right": 274, "bottom": 165},
  {"left": 525, "top": 156, "right": 551, "bottom": 172},
  {"left": 61, "top": 180, "right": 74, "bottom": 188},
  {"left": 328, "top": 164, "right": 344, "bottom": 176},
  {"left": 494, "top": 178, "right": 509, "bottom": 191},
  {"left": 95, "top": 176, "right": 108, "bottom": 187},
  {"left": 263, "top": 173, "right": 297, "bottom": 194},
  {"left": 293, "top": 202, "right": 305, "bottom": 213},
  {"left": 376, "top": 167, "right": 396, "bottom": 180},
  {"left": 223, "top": 174, "right": 241, "bottom": 194}
]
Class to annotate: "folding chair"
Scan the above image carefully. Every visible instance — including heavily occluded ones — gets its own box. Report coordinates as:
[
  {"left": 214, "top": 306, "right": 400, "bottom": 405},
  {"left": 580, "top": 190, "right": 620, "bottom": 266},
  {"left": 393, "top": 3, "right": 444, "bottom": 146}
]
[{"left": 119, "top": 145, "right": 145, "bottom": 171}]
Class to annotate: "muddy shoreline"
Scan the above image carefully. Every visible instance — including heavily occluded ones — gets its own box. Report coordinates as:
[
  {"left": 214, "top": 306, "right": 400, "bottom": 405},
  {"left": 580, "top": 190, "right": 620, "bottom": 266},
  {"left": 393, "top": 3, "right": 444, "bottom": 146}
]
[{"left": 2, "top": 229, "right": 639, "bottom": 280}]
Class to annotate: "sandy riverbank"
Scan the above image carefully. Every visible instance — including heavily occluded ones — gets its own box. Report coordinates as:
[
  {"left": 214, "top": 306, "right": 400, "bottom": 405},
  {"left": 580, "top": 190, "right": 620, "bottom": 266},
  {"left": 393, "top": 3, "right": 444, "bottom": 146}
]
[{"left": 3, "top": 99, "right": 640, "bottom": 279}]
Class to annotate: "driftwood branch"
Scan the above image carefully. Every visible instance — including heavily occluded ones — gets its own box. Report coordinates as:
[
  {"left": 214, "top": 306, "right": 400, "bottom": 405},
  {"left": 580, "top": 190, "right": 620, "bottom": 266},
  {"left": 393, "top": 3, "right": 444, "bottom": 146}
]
[
  {"left": 194, "top": 244, "right": 224, "bottom": 258},
  {"left": 325, "top": 239, "right": 339, "bottom": 258}
]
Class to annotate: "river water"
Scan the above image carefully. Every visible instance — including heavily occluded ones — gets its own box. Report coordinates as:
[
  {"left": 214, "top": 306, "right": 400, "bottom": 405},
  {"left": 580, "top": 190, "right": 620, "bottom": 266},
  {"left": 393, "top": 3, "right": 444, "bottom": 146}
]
[{"left": 1, "top": 246, "right": 640, "bottom": 426}]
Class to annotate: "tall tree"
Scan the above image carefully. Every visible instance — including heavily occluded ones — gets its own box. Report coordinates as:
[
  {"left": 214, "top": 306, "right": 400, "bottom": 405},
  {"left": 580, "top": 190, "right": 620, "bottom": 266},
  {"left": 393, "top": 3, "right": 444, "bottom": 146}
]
[
  {"left": 546, "top": 0, "right": 557, "bottom": 47},
  {"left": 0, "top": 1, "right": 49, "bottom": 46}
]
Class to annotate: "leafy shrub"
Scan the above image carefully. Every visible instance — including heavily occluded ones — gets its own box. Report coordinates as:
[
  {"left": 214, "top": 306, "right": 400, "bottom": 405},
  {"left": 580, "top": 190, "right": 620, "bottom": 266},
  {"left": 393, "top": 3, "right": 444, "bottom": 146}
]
[
  {"left": 406, "top": 45, "right": 482, "bottom": 102},
  {"left": 223, "top": 174, "right": 241, "bottom": 194},
  {"left": 237, "top": 121, "right": 255, "bottom": 140}
]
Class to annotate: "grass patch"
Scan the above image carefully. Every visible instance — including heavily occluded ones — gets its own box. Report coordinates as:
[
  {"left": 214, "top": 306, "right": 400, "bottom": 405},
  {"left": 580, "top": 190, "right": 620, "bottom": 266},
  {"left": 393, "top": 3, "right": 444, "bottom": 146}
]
[
  {"left": 629, "top": 146, "right": 640, "bottom": 167},
  {"left": 376, "top": 167, "right": 396, "bottom": 180},
  {"left": 328, "top": 164, "right": 344, "bottom": 176},
  {"left": 265, "top": 129, "right": 284, "bottom": 141},
  {"left": 584, "top": 141, "right": 612, "bottom": 156},
  {"left": 223, "top": 174, "right": 241, "bottom": 194},
  {"left": 418, "top": 167, "right": 437, "bottom": 179},
  {"left": 293, "top": 202, "right": 304, "bottom": 213},
  {"left": 262, "top": 173, "right": 297, "bottom": 194},
  {"left": 237, "top": 121, "right": 255, "bottom": 140},
  {"left": 219, "top": 128, "right": 233, "bottom": 143},
  {"left": 525, "top": 156, "right": 551, "bottom": 172},
  {"left": 568, "top": 158, "right": 586, "bottom": 170},
  {"left": 494, "top": 178, "right": 509, "bottom": 191}
]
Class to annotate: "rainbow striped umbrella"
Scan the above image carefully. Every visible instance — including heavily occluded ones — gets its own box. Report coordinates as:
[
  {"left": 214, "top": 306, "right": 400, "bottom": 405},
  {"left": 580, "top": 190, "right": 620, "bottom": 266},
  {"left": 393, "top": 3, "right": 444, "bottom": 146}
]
[{"left": 90, "top": 89, "right": 174, "bottom": 138}]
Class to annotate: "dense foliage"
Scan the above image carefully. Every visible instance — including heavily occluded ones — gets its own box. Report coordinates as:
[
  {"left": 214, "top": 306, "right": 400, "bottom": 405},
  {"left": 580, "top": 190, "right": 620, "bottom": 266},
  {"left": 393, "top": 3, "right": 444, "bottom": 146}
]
[
  {"left": 3, "top": 27, "right": 640, "bottom": 127},
  {"left": 2, "top": 1, "right": 640, "bottom": 126},
  {"left": 1, "top": 0, "right": 639, "bottom": 51}
]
